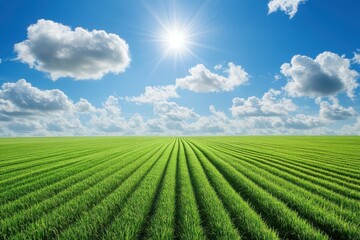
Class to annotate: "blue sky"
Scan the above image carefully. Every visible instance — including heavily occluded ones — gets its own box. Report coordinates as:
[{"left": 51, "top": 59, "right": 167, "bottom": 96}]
[{"left": 1, "top": 0, "right": 360, "bottom": 136}]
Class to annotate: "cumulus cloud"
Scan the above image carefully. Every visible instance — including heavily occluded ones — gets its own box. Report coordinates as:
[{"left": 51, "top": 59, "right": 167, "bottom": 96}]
[
  {"left": 232, "top": 114, "right": 324, "bottom": 132},
  {"left": 0, "top": 99, "right": 20, "bottom": 115},
  {"left": 7, "top": 121, "right": 43, "bottom": 133},
  {"left": 283, "top": 114, "right": 324, "bottom": 129},
  {"left": 243, "top": 117, "right": 283, "bottom": 130},
  {"left": 341, "top": 117, "right": 360, "bottom": 135},
  {"left": 268, "top": 0, "right": 306, "bottom": 18},
  {"left": 0, "top": 79, "right": 71, "bottom": 112},
  {"left": 0, "top": 79, "right": 353, "bottom": 136},
  {"left": 0, "top": 79, "right": 97, "bottom": 135},
  {"left": 74, "top": 98, "right": 95, "bottom": 113},
  {"left": 0, "top": 80, "right": 131, "bottom": 135},
  {"left": 231, "top": 89, "right": 296, "bottom": 117},
  {"left": 90, "top": 96, "right": 127, "bottom": 132},
  {"left": 318, "top": 98, "right": 357, "bottom": 120},
  {"left": 182, "top": 102, "right": 324, "bottom": 135},
  {"left": 14, "top": 19, "right": 130, "bottom": 80},
  {"left": 282, "top": 51, "right": 359, "bottom": 98},
  {"left": 154, "top": 101, "right": 198, "bottom": 121},
  {"left": 102, "top": 95, "right": 121, "bottom": 116},
  {"left": 176, "top": 62, "right": 249, "bottom": 92},
  {"left": 127, "top": 113, "right": 147, "bottom": 134},
  {"left": 140, "top": 101, "right": 198, "bottom": 135},
  {"left": 188, "top": 105, "right": 232, "bottom": 134},
  {"left": 125, "top": 85, "right": 178, "bottom": 104}
]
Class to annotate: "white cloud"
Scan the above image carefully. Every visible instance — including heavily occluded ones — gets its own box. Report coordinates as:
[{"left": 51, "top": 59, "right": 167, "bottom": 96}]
[
  {"left": 318, "top": 98, "right": 357, "bottom": 120},
  {"left": 139, "top": 101, "right": 198, "bottom": 135},
  {"left": 282, "top": 51, "right": 359, "bottom": 98},
  {"left": 74, "top": 98, "right": 95, "bottom": 113},
  {"left": 283, "top": 114, "right": 324, "bottom": 129},
  {"left": 14, "top": 19, "right": 130, "bottom": 80},
  {"left": 0, "top": 79, "right": 72, "bottom": 112},
  {"left": 153, "top": 101, "right": 198, "bottom": 121},
  {"left": 127, "top": 113, "right": 147, "bottom": 134},
  {"left": 231, "top": 89, "right": 297, "bottom": 117},
  {"left": 193, "top": 112, "right": 325, "bottom": 135},
  {"left": 214, "top": 64, "right": 223, "bottom": 70},
  {"left": 125, "top": 85, "right": 178, "bottom": 104},
  {"left": 0, "top": 99, "right": 20, "bottom": 114},
  {"left": 90, "top": 96, "right": 127, "bottom": 132},
  {"left": 0, "top": 79, "right": 354, "bottom": 136},
  {"left": 176, "top": 62, "right": 249, "bottom": 92},
  {"left": 0, "top": 79, "right": 101, "bottom": 136},
  {"left": 243, "top": 117, "right": 283, "bottom": 130},
  {"left": 268, "top": 0, "right": 306, "bottom": 18},
  {"left": 7, "top": 121, "right": 43, "bottom": 133},
  {"left": 0, "top": 79, "right": 150, "bottom": 136},
  {"left": 102, "top": 95, "right": 121, "bottom": 116},
  {"left": 233, "top": 114, "right": 324, "bottom": 132},
  {"left": 341, "top": 117, "right": 360, "bottom": 135},
  {"left": 274, "top": 74, "right": 282, "bottom": 81},
  {"left": 353, "top": 50, "right": 360, "bottom": 64},
  {"left": 188, "top": 105, "right": 233, "bottom": 134},
  {"left": 196, "top": 105, "right": 232, "bottom": 134}
]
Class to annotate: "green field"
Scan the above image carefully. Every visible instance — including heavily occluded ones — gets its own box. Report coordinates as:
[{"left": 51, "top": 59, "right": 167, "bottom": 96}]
[{"left": 0, "top": 137, "right": 359, "bottom": 240}]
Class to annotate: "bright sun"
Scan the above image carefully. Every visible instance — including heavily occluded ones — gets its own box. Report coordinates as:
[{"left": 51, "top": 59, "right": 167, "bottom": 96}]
[
  {"left": 165, "top": 29, "right": 187, "bottom": 52},
  {"left": 154, "top": 21, "right": 202, "bottom": 65},
  {"left": 145, "top": 1, "right": 209, "bottom": 67}
]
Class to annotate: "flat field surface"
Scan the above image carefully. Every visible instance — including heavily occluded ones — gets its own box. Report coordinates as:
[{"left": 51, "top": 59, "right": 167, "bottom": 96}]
[{"left": 0, "top": 136, "right": 359, "bottom": 240}]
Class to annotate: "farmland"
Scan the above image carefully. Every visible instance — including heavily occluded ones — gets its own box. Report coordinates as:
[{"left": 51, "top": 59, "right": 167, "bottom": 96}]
[{"left": 0, "top": 137, "right": 359, "bottom": 240}]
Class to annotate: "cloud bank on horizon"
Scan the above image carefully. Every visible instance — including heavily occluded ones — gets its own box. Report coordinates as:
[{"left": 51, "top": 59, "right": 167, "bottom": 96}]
[{"left": 0, "top": 0, "right": 360, "bottom": 136}]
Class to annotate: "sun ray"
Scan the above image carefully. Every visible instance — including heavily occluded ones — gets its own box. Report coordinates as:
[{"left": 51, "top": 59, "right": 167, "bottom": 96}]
[{"left": 141, "top": 1, "right": 216, "bottom": 72}]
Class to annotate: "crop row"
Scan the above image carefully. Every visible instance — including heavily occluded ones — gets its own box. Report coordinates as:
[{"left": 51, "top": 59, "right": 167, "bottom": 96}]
[{"left": 0, "top": 136, "right": 358, "bottom": 239}]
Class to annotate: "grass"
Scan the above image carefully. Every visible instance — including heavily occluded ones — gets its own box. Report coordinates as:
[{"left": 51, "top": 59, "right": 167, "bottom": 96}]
[{"left": 0, "top": 136, "right": 359, "bottom": 240}]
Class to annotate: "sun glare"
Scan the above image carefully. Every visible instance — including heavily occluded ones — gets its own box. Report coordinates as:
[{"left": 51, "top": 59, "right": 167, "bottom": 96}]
[
  {"left": 159, "top": 24, "right": 192, "bottom": 57},
  {"left": 144, "top": 1, "right": 211, "bottom": 70},
  {"left": 166, "top": 29, "right": 186, "bottom": 50}
]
